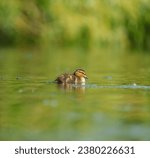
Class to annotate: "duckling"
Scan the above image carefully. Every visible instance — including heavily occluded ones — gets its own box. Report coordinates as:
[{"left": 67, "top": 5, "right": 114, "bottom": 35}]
[{"left": 55, "top": 69, "right": 88, "bottom": 84}]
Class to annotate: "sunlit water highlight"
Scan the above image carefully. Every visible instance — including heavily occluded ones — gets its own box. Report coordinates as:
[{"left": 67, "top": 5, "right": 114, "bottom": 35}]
[{"left": 84, "top": 84, "right": 150, "bottom": 90}]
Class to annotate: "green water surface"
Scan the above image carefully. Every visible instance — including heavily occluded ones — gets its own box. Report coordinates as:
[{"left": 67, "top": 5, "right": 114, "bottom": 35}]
[{"left": 0, "top": 47, "right": 150, "bottom": 140}]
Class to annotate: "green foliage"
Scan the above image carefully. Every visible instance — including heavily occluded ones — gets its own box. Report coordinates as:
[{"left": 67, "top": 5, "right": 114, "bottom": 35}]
[{"left": 0, "top": 0, "right": 149, "bottom": 50}]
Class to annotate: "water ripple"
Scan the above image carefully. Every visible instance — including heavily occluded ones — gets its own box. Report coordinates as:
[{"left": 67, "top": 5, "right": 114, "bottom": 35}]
[{"left": 86, "top": 84, "right": 150, "bottom": 90}]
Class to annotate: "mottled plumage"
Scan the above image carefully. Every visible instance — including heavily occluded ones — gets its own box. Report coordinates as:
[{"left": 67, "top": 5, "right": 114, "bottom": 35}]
[{"left": 55, "top": 69, "right": 88, "bottom": 84}]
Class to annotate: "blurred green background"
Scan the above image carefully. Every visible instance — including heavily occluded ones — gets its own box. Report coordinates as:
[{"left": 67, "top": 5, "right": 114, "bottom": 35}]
[
  {"left": 0, "top": 0, "right": 149, "bottom": 50},
  {"left": 0, "top": 0, "right": 150, "bottom": 141}
]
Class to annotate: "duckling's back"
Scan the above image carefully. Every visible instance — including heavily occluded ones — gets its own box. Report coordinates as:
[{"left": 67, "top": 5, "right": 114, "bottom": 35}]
[{"left": 55, "top": 73, "right": 75, "bottom": 84}]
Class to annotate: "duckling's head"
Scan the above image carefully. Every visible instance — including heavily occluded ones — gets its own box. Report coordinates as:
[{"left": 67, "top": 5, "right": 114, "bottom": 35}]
[{"left": 74, "top": 69, "right": 88, "bottom": 80}]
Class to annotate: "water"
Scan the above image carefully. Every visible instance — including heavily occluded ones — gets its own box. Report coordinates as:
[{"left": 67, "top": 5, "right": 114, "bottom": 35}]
[{"left": 0, "top": 47, "right": 150, "bottom": 140}]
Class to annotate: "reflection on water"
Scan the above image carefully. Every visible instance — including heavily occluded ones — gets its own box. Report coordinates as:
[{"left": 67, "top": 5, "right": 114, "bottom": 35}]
[
  {"left": 56, "top": 83, "right": 85, "bottom": 93},
  {"left": 0, "top": 47, "right": 150, "bottom": 140}
]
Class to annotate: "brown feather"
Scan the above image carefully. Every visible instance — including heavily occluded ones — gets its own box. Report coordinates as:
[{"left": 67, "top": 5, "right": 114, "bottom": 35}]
[{"left": 55, "top": 69, "right": 88, "bottom": 84}]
